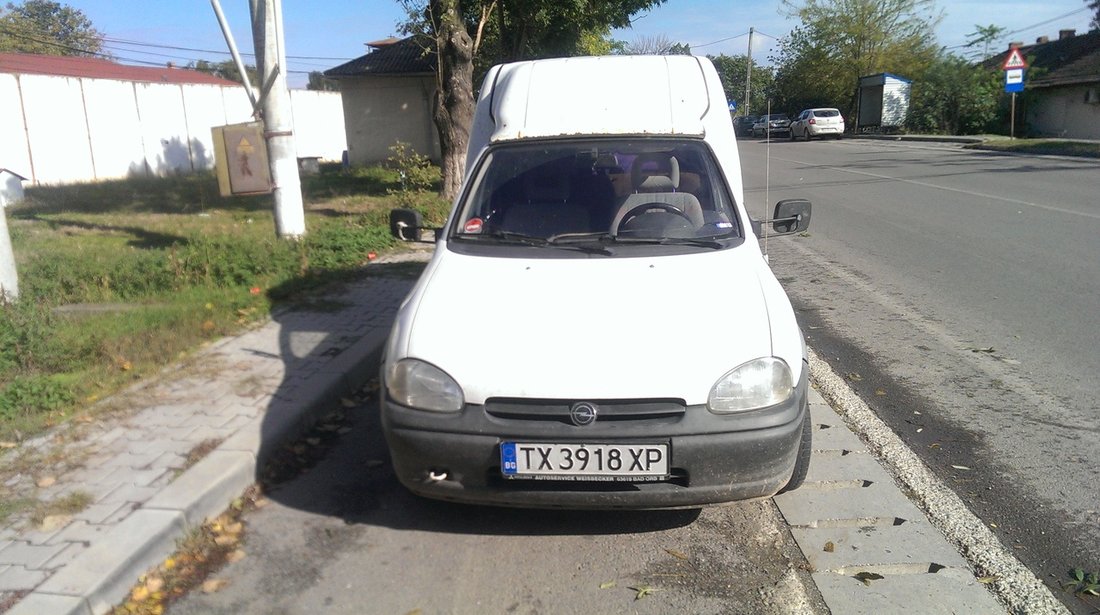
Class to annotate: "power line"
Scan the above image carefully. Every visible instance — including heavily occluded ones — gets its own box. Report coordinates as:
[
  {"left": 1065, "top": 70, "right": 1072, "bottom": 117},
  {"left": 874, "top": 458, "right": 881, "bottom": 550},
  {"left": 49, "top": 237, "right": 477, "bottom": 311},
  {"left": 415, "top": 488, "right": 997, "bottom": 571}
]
[
  {"left": 944, "top": 7, "right": 1090, "bottom": 50},
  {"left": 690, "top": 29, "right": 780, "bottom": 50}
]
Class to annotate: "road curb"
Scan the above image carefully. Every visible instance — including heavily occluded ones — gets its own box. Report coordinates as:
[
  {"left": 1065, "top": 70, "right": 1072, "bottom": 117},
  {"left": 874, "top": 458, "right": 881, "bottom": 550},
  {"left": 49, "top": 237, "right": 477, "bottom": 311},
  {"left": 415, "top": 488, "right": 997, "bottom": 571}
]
[{"left": 806, "top": 347, "right": 1069, "bottom": 614}]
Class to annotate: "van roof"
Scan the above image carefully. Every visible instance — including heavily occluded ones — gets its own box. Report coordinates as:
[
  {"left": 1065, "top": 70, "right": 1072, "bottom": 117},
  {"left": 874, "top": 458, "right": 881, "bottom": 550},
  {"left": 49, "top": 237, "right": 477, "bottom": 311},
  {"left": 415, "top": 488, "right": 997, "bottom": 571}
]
[{"left": 483, "top": 55, "right": 714, "bottom": 143}]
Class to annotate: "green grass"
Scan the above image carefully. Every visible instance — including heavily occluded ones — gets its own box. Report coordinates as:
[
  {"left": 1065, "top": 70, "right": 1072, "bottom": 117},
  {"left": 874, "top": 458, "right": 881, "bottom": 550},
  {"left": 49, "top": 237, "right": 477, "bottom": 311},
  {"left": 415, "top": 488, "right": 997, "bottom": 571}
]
[
  {"left": 967, "top": 139, "right": 1100, "bottom": 158},
  {"left": 0, "top": 165, "right": 448, "bottom": 442}
]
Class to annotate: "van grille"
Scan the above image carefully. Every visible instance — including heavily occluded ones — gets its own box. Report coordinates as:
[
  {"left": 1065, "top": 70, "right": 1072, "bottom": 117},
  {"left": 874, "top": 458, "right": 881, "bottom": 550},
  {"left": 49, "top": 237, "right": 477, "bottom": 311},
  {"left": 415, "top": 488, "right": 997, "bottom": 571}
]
[{"left": 484, "top": 398, "right": 686, "bottom": 425}]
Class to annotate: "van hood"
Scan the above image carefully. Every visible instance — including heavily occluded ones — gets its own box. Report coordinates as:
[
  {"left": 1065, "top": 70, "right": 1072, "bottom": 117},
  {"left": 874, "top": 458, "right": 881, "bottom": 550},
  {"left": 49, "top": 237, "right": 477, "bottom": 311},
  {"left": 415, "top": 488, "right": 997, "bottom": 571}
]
[{"left": 403, "top": 248, "right": 777, "bottom": 405}]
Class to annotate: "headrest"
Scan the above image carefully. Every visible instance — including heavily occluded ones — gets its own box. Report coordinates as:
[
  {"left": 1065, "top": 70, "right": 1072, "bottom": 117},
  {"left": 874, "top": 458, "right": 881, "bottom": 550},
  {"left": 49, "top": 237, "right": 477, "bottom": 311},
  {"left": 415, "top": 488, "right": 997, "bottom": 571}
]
[
  {"left": 523, "top": 172, "right": 570, "bottom": 202},
  {"left": 637, "top": 175, "right": 675, "bottom": 192},
  {"left": 631, "top": 153, "right": 679, "bottom": 191}
]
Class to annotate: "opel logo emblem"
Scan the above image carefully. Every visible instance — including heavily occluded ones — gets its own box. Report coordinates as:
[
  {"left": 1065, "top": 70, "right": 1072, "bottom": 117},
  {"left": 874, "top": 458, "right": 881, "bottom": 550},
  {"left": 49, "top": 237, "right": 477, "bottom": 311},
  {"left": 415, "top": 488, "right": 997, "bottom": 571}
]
[{"left": 570, "top": 402, "right": 598, "bottom": 426}]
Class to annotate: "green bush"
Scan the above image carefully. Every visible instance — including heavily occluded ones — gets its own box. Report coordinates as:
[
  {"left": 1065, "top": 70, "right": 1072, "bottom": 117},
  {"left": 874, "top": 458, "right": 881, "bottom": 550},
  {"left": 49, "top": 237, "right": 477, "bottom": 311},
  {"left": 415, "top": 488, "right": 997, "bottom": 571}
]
[{"left": 0, "top": 375, "right": 73, "bottom": 423}]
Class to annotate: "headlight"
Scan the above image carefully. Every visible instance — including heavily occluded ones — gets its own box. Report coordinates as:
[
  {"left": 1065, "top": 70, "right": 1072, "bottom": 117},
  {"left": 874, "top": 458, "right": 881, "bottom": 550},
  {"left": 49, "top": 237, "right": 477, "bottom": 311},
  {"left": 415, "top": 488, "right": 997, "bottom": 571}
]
[
  {"left": 386, "top": 359, "right": 464, "bottom": 412},
  {"left": 707, "top": 357, "right": 793, "bottom": 413}
]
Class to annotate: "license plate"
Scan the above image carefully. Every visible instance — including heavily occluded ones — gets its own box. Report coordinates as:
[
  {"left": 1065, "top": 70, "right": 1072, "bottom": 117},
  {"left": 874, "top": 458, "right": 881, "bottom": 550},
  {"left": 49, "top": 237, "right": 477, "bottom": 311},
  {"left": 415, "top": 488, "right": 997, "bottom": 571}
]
[{"left": 500, "top": 442, "right": 669, "bottom": 481}]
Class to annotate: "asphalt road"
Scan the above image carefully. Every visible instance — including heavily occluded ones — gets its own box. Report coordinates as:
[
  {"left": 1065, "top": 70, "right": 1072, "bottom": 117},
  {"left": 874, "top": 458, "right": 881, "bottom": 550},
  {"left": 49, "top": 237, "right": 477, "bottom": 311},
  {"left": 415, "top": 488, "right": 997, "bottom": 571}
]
[
  {"left": 169, "top": 389, "right": 824, "bottom": 615},
  {"left": 739, "top": 136, "right": 1100, "bottom": 612}
]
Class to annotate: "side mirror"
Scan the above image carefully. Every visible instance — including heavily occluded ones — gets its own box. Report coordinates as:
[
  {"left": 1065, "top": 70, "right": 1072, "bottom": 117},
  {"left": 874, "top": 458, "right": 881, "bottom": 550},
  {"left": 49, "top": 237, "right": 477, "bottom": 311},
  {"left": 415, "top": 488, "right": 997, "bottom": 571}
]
[
  {"left": 771, "top": 199, "right": 811, "bottom": 235},
  {"left": 390, "top": 208, "right": 423, "bottom": 242}
]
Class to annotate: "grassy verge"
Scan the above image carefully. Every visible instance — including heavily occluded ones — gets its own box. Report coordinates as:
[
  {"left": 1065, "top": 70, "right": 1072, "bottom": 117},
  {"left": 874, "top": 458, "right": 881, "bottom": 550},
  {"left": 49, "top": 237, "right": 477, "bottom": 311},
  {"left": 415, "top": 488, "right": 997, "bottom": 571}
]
[
  {"left": 0, "top": 163, "right": 448, "bottom": 443},
  {"left": 966, "top": 138, "right": 1100, "bottom": 158}
]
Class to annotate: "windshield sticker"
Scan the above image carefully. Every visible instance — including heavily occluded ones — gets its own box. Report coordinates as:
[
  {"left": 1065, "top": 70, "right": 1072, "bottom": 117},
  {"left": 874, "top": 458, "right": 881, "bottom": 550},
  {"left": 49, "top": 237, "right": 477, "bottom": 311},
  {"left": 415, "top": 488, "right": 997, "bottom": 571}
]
[{"left": 464, "top": 218, "right": 484, "bottom": 234}]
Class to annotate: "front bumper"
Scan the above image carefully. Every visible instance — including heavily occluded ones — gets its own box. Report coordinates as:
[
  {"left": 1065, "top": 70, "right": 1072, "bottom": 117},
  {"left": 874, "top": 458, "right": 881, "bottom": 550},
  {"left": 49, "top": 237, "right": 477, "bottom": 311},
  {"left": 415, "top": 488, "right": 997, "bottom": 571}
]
[{"left": 380, "top": 368, "right": 809, "bottom": 509}]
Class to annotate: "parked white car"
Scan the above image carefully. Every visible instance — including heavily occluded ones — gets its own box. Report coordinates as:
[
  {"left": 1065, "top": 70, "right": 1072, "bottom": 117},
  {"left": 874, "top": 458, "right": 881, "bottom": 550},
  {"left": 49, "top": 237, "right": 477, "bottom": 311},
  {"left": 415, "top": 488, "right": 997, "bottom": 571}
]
[
  {"left": 789, "top": 108, "right": 845, "bottom": 140},
  {"left": 383, "top": 55, "right": 813, "bottom": 509}
]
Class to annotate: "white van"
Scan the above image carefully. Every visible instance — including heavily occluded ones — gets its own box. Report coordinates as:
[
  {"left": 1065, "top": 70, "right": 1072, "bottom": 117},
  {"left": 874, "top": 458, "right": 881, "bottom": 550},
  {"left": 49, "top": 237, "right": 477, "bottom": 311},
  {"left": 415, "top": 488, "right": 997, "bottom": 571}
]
[{"left": 382, "top": 55, "right": 812, "bottom": 509}]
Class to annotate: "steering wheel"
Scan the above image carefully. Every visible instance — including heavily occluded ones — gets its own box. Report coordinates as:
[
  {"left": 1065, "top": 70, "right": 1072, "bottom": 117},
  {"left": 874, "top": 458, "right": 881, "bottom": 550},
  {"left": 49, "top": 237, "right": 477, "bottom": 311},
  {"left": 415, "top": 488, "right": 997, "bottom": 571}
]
[{"left": 612, "top": 202, "right": 692, "bottom": 235}]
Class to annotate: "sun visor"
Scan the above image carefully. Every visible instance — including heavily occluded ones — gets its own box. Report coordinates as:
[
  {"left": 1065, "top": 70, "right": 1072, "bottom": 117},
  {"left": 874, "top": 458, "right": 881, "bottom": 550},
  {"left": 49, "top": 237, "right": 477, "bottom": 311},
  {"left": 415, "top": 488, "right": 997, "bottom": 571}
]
[{"left": 489, "top": 56, "right": 709, "bottom": 141}]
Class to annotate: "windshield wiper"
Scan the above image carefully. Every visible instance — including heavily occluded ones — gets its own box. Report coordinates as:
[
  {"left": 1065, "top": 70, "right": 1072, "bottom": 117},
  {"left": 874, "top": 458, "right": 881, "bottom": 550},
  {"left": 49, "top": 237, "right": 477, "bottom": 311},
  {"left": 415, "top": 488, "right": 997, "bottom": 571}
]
[
  {"left": 458, "top": 231, "right": 612, "bottom": 255},
  {"left": 609, "top": 235, "right": 725, "bottom": 249}
]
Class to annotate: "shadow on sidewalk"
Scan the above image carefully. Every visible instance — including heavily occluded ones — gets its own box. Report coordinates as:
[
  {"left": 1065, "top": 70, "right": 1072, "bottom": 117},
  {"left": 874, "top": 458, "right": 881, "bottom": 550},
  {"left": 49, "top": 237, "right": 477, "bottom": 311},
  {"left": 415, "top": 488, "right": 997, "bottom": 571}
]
[{"left": 252, "top": 262, "right": 701, "bottom": 537}]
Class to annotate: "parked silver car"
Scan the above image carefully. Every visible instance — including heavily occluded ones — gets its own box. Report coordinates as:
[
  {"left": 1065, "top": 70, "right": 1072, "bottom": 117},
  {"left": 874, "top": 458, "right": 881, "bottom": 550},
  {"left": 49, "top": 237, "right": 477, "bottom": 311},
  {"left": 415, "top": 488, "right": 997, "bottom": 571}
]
[
  {"left": 752, "top": 113, "right": 791, "bottom": 138},
  {"left": 789, "top": 108, "right": 845, "bottom": 140}
]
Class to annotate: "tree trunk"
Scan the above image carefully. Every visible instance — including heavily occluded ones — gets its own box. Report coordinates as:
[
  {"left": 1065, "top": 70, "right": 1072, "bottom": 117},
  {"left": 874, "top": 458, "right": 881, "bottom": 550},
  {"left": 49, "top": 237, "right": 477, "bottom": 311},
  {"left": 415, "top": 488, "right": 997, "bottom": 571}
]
[{"left": 431, "top": 0, "right": 475, "bottom": 204}]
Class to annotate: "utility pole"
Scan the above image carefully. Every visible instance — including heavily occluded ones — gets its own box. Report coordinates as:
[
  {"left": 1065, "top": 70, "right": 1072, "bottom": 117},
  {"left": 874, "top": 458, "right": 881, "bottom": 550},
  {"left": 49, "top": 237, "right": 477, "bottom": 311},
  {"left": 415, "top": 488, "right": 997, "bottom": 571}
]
[
  {"left": 250, "top": 0, "right": 305, "bottom": 239},
  {"left": 745, "top": 27, "right": 753, "bottom": 115},
  {"left": 0, "top": 206, "right": 18, "bottom": 301}
]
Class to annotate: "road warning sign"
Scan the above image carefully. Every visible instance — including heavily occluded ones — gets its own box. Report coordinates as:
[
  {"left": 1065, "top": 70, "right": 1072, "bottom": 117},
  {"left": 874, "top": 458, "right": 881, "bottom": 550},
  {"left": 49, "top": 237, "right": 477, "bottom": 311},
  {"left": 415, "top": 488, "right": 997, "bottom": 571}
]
[{"left": 1003, "top": 48, "right": 1028, "bottom": 70}]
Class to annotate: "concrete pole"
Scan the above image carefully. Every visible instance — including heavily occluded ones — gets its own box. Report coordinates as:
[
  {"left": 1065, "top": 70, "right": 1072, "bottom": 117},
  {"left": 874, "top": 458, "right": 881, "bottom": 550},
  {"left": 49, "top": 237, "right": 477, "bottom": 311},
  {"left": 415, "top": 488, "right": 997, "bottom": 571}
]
[
  {"left": 250, "top": 0, "right": 306, "bottom": 239},
  {"left": 745, "top": 27, "right": 753, "bottom": 115},
  {"left": 0, "top": 206, "right": 19, "bottom": 301}
]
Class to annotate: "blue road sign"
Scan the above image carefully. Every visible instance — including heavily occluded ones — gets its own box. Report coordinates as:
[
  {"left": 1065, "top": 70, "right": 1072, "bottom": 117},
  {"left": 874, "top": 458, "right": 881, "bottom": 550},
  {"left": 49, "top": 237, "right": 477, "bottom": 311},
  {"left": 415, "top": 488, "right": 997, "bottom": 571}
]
[
  {"left": 728, "top": 101, "right": 737, "bottom": 111},
  {"left": 1005, "top": 68, "right": 1025, "bottom": 93}
]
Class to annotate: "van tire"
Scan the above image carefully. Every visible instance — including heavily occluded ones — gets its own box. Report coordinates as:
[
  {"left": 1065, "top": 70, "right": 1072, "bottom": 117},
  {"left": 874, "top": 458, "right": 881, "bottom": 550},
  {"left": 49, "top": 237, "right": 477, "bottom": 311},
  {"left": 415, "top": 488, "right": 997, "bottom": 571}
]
[{"left": 779, "top": 406, "right": 812, "bottom": 493}]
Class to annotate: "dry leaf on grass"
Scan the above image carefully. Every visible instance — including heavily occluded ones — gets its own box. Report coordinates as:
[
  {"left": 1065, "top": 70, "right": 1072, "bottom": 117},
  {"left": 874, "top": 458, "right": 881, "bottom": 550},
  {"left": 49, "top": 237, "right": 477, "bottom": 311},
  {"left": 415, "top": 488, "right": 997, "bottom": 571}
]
[
  {"left": 36, "top": 476, "right": 57, "bottom": 488},
  {"left": 202, "top": 579, "right": 229, "bottom": 594},
  {"left": 226, "top": 549, "right": 246, "bottom": 564}
]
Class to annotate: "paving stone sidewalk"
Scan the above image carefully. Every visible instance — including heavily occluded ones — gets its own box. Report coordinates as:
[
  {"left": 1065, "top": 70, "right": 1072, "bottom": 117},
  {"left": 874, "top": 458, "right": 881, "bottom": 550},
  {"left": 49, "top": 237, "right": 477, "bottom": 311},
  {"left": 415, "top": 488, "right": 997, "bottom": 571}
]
[{"left": 0, "top": 254, "right": 424, "bottom": 615}]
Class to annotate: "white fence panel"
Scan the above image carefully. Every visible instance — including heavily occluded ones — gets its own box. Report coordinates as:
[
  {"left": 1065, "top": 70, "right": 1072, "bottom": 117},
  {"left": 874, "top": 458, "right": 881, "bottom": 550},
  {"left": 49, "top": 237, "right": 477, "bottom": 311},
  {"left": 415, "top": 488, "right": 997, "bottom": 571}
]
[
  {"left": 181, "top": 84, "right": 230, "bottom": 171},
  {"left": 19, "top": 75, "right": 94, "bottom": 184},
  {"left": 0, "top": 74, "right": 32, "bottom": 179},
  {"left": 134, "top": 82, "right": 192, "bottom": 175},
  {"left": 82, "top": 79, "right": 145, "bottom": 179},
  {"left": 220, "top": 85, "right": 254, "bottom": 124}
]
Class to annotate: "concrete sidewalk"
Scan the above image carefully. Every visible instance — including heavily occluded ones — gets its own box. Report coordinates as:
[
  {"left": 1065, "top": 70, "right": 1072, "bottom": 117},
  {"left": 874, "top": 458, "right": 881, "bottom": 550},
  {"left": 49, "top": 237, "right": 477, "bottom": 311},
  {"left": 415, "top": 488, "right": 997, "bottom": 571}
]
[{"left": 1, "top": 247, "right": 1011, "bottom": 615}]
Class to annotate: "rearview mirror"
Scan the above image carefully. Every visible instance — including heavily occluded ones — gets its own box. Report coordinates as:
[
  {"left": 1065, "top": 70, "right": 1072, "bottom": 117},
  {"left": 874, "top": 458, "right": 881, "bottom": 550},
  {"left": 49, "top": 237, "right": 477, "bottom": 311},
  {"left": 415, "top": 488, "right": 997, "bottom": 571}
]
[
  {"left": 771, "top": 199, "right": 811, "bottom": 235},
  {"left": 390, "top": 208, "right": 423, "bottom": 242}
]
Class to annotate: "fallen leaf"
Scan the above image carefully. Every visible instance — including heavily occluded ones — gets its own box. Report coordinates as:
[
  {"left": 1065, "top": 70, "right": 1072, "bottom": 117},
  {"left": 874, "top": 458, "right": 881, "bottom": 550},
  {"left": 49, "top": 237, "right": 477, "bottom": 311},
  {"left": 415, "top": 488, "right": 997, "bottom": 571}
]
[
  {"left": 823, "top": 541, "right": 835, "bottom": 553},
  {"left": 929, "top": 443, "right": 941, "bottom": 449},
  {"left": 874, "top": 389, "right": 887, "bottom": 396},
  {"left": 226, "top": 549, "right": 246, "bottom": 564},
  {"left": 916, "top": 428, "right": 923, "bottom": 433},
  {"left": 223, "top": 522, "right": 243, "bottom": 535},
  {"left": 36, "top": 476, "right": 57, "bottom": 488},
  {"left": 130, "top": 586, "right": 150, "bottom": 602},
  {"left": 978, "top": 576, "right": 1000, "bottom": 584},
  {"left": 599, "top": 581, "right": 616, "bottom": 590},
  {"left": 163, "top": 557, "right": 176, "bottom": 570},
  {"left": 145, "top": 576, "right": 165, "bottom": 593},
  {"left": 201, "top": 320, "right": 216, "bottom": 333},
  {"left": 0, "top": 441, "right": 17, "bottom": 449},
  {"left": 630, "top": 585, "right": 660, "bottom": 600},
  {"left": 664, "top": 548, "right": 689, "bottom": 560},
  {"left": 202, "top": 579, "right": 229, "bottom": 594},
  {"left": 847, "top": 372, "right": 863, "bottom": 381},
  {"left": 214, "top": 534, "right": 238, "bottom": 547},
  {"left": 39, "top": 514, "right": 72, "bottom": 532},
  {"left": 854, "top": 572, "right": 885, "bottom": 585}
]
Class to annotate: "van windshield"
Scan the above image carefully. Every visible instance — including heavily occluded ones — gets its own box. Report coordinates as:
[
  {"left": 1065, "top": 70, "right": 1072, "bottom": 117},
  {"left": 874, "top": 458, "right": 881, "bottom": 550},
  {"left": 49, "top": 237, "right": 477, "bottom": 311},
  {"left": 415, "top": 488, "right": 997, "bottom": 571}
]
[{"left": 452, "top": 139, "right": 741, "bottom": 250}]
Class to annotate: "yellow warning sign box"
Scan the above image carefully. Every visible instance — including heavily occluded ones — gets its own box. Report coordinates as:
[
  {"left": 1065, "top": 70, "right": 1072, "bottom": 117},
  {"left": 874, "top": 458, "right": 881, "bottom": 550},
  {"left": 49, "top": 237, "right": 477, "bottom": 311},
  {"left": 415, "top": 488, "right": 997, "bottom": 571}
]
[{"left": 212, "top": 122, "right": 273, "bottom": 196}]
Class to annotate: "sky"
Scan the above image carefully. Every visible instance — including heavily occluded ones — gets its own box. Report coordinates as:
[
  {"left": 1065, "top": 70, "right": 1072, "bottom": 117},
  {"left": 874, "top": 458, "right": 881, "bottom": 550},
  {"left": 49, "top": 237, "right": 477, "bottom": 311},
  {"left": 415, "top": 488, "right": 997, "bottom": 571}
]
[{"left": 62, "top": 0, "right": 1096, "bottom": 89}]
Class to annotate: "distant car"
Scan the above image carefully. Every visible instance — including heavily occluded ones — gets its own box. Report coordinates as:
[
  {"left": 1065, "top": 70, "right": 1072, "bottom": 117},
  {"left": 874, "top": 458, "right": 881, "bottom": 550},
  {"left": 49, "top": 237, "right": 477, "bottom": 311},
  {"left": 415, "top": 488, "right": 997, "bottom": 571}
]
[
  {"left": 752, "top": 113, "right": 791, "bottom": 138},
  {"left": 733, "top": 115, "right": 758, "bottom": 137},
  {"left": 789, "top": 108, "right": 845, "bottom": 140}
]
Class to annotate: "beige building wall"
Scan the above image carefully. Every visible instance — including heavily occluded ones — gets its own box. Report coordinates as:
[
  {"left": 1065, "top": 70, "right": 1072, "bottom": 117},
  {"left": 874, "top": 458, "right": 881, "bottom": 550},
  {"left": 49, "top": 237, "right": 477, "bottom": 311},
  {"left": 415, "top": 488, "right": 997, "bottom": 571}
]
[
  {"left": 339, "top": 74, "right": 440, "bottom": 166},
  {"left": 1028, "top": 85, "right": 1100, "bottom": 139}
]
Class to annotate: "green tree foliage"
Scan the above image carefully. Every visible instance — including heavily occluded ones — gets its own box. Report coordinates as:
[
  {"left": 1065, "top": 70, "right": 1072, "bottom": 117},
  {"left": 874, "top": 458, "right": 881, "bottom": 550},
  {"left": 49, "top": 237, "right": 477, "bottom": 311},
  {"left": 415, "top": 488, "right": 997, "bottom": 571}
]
[
  {"left": 0, "top": 0, "right": 103, "bottom": 56},
  {"left": 1090, "top": 0, "right": 1099, "bottom": 31},
  {"left": 709, "top": 53, "right": 774, "bottom": 116},
  {"left": 773, "top": 0, "right": 941, "bottom": 117},
  {"left": 188, "top": 59, "right": 260, "bottom": 87},
  {"left": 905, "top": 53, "right": 1000, "bottom": 134},
  {"left": 307, "top": 70, "right": 339, "bottom": 91},
  {"left": 964, "top": 24, "right": 1007, "bottom": 60}
]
